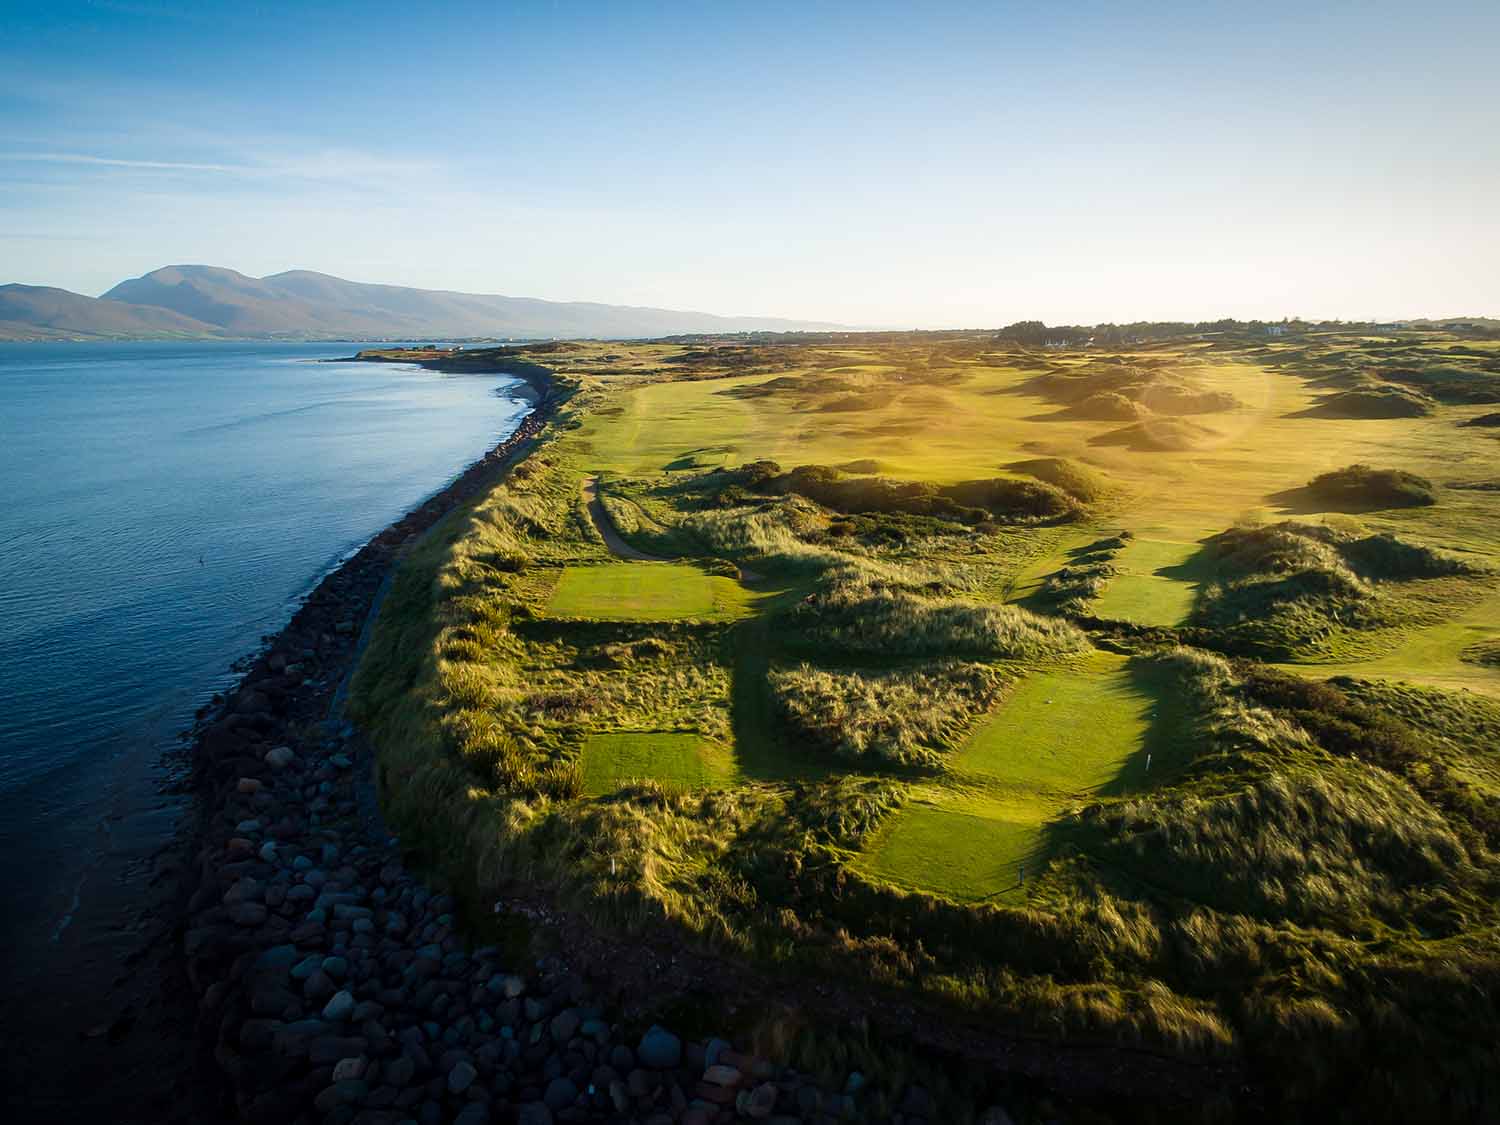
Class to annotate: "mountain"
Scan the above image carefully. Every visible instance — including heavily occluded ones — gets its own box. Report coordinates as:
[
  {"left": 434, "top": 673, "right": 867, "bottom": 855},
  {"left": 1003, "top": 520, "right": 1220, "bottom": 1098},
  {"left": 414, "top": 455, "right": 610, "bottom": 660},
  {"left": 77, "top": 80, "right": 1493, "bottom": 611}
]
[
  {"left": 78, "top": 264, "right": 847, "bottom": 339},
  {"left": 0, "top": 283, "right": 223, "bottom": 341}
]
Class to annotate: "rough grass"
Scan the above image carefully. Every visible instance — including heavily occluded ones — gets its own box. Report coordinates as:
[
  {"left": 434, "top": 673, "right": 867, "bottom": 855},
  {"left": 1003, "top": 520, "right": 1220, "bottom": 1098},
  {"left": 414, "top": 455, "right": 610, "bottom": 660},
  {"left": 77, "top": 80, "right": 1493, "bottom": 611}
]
[
  {"left": 783, "top": 571, "right": 1087, "bottom": 659},
  {"left": 769, "top": 660, "right": 1005, "bottom": 767},
  {"left": 1005, "top": 457, "right": 1109, "bottom": 502},
  {"left": 1194, "top": 519, "right": 1477, "bottom": 658},
  {"left": 1304, "top": 463, "right": 1437, "bottom": 509}
]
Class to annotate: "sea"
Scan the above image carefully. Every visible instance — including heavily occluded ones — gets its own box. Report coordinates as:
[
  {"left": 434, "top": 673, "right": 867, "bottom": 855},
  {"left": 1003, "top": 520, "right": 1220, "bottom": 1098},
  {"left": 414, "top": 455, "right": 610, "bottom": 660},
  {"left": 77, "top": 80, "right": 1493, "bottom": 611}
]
[{"left": 0, "top": 341, "right": 531, "bottom": 1117}]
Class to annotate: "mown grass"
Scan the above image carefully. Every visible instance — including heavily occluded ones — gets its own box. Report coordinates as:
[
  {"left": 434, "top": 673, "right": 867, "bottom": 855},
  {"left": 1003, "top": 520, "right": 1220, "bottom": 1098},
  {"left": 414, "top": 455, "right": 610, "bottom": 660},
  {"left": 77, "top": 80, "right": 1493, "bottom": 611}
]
[
  {"left": 547, "top": 561, "right": 751, "bottom": 621},
  {"left": 579, "top": 731, "right": 734, "bottom": 796},
  {"left": 1089, "top": 537, "right": 1207, "bottom": 625}
]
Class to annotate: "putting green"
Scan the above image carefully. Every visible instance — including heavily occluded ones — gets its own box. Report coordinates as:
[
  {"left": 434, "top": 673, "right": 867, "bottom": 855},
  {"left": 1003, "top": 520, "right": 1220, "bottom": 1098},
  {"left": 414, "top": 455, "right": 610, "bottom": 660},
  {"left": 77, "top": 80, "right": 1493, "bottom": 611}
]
[
  {"left": 579, "top": 731, "right": 734, "bottom": 796},
  {"left": 547, "top": 562, "right": 751, "bottom": 621},
  {"left": 1090, "top": 538, "right": 1207, "bottom": 626},
  {"left": 861, "top": 653, "right": 1172, "bottom": 901}
]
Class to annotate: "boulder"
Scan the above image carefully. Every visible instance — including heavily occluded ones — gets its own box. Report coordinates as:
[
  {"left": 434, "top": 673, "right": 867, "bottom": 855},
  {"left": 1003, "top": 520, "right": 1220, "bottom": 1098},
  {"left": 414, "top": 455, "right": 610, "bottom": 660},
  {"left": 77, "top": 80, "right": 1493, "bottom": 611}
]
[{"left": 637, "top": 1025, "right": 682, "bottom": 1070}]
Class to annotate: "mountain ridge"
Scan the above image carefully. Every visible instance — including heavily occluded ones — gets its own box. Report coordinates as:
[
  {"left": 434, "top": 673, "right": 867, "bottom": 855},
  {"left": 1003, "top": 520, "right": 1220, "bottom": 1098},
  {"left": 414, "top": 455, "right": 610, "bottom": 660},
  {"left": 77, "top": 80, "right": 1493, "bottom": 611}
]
[{"left": 0, "top": 264, "right": 846, "bottom": 341}]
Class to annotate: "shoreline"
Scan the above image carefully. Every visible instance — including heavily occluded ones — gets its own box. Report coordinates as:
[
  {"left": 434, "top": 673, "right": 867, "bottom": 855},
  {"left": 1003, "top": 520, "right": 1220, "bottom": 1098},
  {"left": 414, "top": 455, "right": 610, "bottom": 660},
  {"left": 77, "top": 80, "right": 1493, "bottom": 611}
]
[
  {"left": 166, "top": 360, "right": 902, "bottom": 1124},
  {"left": 161, "top": 369, "right": 556, "bottom": 1122}
]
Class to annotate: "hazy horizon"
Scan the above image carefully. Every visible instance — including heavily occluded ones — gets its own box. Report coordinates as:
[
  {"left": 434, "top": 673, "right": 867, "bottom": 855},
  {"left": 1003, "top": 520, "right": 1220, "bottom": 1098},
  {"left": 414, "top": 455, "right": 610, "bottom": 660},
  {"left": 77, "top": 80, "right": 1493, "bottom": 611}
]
[{"left": 3, "top": 0, "right": 1497, "bottom": 326}]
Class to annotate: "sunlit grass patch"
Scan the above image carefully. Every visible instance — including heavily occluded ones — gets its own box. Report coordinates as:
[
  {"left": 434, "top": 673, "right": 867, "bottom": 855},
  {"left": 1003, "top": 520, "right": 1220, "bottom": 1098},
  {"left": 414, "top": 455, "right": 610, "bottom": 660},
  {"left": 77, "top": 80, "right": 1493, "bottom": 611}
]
[
  {"left": 1090, "top": 538, "right": 1207, "bottom": 626},
  {"left": 859, "top": 793, "right": 1044, "bottom": 902},
  {"left": 546, "top": 561, "right": 751, "bottom": 621},
  {"left": 579, "top": 731, "right": 734, "bottom": 796},
  {"left": 956, "top": 654, "right": 1157, "bottom": 792}
]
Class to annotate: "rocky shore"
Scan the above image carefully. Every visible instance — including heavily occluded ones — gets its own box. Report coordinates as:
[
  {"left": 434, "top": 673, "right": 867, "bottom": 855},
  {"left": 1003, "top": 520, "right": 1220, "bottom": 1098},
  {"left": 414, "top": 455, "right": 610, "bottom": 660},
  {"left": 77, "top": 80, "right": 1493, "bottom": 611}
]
[{"left": 180, "top": 370, "right": 1021, "bottom": 1125}]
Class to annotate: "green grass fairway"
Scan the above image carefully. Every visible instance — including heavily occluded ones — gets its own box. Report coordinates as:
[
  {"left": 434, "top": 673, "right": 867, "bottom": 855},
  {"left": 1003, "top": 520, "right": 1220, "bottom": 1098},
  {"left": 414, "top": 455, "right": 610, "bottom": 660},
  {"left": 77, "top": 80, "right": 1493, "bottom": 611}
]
[
  {"left": 861, "top": 653, "right": 1177, "bottom": 901},
  {"left": 956, "top": 655, "right": 1157, "bottom": 790},
  {"left": 547, "top": 561, "right": 751, "bottom": 621},
  {"left": 579, "top": 731, "right": 734, "bottom": 796},
  {"left": 1090, "top": 538, "right": 1207, "bottom": 626}
]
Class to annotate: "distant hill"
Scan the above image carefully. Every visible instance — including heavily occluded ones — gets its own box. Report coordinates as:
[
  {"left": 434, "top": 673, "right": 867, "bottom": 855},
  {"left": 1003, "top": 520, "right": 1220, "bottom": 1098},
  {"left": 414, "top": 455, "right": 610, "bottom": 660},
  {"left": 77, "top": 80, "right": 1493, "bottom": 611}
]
[
  {"left": 0, "top": 283, "right": 223, "bottom": 341},
  {"left": 80, "top": 264, "right": 845, "bottom": 340}
]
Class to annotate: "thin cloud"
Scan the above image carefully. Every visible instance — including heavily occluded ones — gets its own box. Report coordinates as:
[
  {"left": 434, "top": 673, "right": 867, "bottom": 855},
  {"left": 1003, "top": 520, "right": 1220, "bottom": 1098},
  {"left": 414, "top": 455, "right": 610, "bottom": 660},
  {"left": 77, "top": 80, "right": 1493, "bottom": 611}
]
[
  {"left": 1, "top": 152, "right": 243, "bottom": 173},
  {"left": 0, "top": 149, "right": 442, "bottom": 183}
]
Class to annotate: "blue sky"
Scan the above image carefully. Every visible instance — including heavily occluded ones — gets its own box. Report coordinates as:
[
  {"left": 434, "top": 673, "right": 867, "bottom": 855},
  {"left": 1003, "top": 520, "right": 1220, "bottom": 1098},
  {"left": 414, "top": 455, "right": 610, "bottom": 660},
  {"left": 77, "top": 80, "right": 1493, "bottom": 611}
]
[{"left": 2, "top": 0, "right": 1496, "bottom": 325}]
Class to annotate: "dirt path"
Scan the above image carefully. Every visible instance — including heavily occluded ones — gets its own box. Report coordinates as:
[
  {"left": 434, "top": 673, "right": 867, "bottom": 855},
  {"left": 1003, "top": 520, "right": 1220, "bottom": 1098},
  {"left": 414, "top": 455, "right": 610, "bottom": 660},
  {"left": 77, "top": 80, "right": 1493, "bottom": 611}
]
[
  {"left": 583, "top": 476, "right": 765, "bottom": 582},
  {"left": 581, "top": 476, "right": 670, "bottom": 561}
]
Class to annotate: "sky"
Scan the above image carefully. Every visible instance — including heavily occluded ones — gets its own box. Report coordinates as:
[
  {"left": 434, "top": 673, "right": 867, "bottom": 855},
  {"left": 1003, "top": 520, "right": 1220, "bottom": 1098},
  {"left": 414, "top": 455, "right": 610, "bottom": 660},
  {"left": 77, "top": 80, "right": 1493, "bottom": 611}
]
[{"left": 1, "top": 0, "right": 1496, "bottom": 327}]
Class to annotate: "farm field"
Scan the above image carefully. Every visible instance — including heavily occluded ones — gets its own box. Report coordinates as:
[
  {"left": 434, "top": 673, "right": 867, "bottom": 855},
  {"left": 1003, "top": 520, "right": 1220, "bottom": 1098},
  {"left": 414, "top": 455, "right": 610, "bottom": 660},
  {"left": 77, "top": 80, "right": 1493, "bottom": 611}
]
[{"left": 350, "top": 325, "right": 1500, "bottom": 1117}]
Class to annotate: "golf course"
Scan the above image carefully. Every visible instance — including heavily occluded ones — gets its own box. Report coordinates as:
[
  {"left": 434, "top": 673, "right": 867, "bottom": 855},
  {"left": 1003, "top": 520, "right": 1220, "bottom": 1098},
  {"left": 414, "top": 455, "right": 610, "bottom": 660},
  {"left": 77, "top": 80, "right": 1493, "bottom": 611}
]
[{"left": 349, "top": 325, "right": 1500, "bottom": 1119}]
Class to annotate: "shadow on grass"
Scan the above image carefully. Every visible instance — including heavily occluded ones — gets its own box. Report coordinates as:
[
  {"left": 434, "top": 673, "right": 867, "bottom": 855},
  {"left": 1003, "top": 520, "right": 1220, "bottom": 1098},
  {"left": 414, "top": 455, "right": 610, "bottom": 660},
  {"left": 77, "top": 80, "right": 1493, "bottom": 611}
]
[{"left": 730, "top": 589, "right": 837, "bottom": 783}]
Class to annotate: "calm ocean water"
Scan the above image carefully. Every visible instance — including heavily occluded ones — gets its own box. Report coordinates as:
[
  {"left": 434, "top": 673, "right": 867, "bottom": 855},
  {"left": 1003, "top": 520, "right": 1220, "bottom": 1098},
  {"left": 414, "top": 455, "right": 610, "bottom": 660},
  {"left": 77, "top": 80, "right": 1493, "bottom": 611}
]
[{"left": 0, "top": 341, "right": 529, "bottom": 1015}]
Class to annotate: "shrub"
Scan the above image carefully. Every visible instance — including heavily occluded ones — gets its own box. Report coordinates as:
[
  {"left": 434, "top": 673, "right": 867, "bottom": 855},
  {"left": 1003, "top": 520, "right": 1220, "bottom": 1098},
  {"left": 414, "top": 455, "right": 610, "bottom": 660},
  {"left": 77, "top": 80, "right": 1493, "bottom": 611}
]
[{"left": 1305, "top": 464, "right": 1437, "bottom": 509}]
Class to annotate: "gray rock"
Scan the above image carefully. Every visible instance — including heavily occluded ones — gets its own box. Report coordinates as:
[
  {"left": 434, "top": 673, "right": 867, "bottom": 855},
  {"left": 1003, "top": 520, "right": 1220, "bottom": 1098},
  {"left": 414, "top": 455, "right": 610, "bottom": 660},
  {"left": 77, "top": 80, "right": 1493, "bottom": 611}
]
[
  {"left": 498, "top": 974, "right": 525, "bottom": 998},
  {"left": 322, "top": 955, "right": 349, "bottom": 980},
  {"left": 322, "top": 990, "right": 355, "bottom": 1021},
  {"left": 704, "top": 1037, "right": 731, "bottom": 1068},
  {"left": 637, "top": 1025, "right": 682, "bottom": 1070},
  {"left": 332, "top": 1056, "right": 366, "bottom": 1082},
  {"left": 549, "top": 1008, "right": 580, "bottom": 1044},
  {"left": 516, "top": 1103, "right": 552, "bottom": 1125},
  {"left": 313, "top": 1080, "right": 368, "bottom": 1113},
  {"left": 264, "top": 746, "right": 296, "bottom": 770},
  {"left": 448, "top": 1060, "right": 477, "bottom": 1094},
  {"left": 543, "top": 1076, "right": 579, "bottom": 1111},
  {"left": 742, "top": 1083, "right": 778, "bottom": 1119},
  {"left": 384, "top": 1055, "right": 416, "bottom": 1087},
  {"left": 303, "top": 970, "right": 336, "bottom": 1002},
  {"left": 228, "top": 902, "right": 268, "bottom": 927},
  {"left": 453, "top": 1106, "right": 490, "bottom": 1125},
  {"left": 978, "top": 1109, "right": 1017, "bottom": 1125}
]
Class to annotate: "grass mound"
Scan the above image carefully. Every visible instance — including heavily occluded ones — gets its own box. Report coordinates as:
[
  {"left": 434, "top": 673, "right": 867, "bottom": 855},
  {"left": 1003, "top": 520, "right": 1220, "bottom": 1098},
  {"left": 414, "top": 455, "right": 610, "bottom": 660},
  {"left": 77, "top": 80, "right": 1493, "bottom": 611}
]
[
  {"left": 761, "top": 464, "right": 1083, "bottom": 524},
  {"left": 1304, "top": 463, "right": 1438, "bottom": 509},
  {"left": 1005, "top": 457, "right": 1109, "bottom": 502},
  {"left": 1310, "top": 383, "right": 1435, "bottom": 418},
  {"left": 1034, "top": 534, "right": 1131, "bottom": 612},
  {"left": 1461, "top": 639, "right": 1500, "bottom": 667},
  {"left": 1463, "top": 411, "right": 1500, "bottom": 427},
  {"left": 1090, "top": 417, "right": 1220, "bottom": 451},
  {"left": 1194, "top": 520, "right": 1471, "bottom": 657},
  {"left": 1030, "top": 363, "right": 1242, "bottom": 419},
  {"left": 769, "top": 661, "right": 1004, "bottom": 767},
  {"left": 785, "top": 572, "right": 1087, "bottom": 659},
  {"left": 1070, "top": 391, "right": 1146, "bottom": 420}
]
